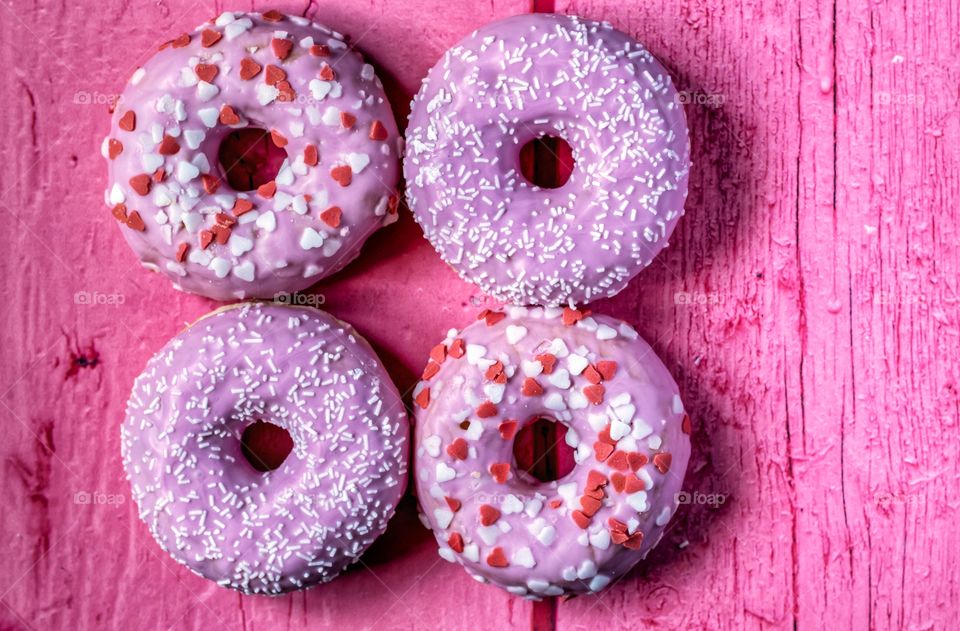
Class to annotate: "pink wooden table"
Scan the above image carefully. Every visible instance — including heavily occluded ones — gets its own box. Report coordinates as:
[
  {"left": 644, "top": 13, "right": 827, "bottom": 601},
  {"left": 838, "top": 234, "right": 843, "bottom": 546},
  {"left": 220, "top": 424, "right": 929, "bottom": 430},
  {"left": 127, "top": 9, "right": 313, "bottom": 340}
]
[{"left": 1, "top": 0, "right": 958, "bottom": 629}]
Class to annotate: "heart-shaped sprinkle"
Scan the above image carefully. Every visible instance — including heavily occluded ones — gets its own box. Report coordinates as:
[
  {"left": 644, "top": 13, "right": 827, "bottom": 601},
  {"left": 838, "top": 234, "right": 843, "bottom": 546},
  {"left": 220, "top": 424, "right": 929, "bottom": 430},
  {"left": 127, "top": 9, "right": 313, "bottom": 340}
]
[
  {"left": 271, "top": 38, "right": 292, "bottom": 60},
  {"left": 521, "top": 378, "right": 543, "bottom": 397},
  {"left": 498, "top": 420, "right": 518, "bottom": 440},
  {"left": 627, "top": 452, "right": 648, "bottom": 471},
  {"left": 596, "top": 360, "right": 618, "bottom": 381},
  {"left": 199, "top": 230, "right": 214, "bottom": 250},
  {"left": 369, "top": 119, "right": 388, "bottom": 141},
  {"left": 445, "top": 497, "right": 461, "bottom": 512},
  {"left": 653, "top": 453, "right": 672, "bottom": 473},
  {"left": 269, "top": 129, "right": 288, "bottom": 148},
  {"left": 125, "top": 211, "right": 145, "bottom": 231},
  {"left": 478, "top": 504, "right": 500, "bottom": 526},
  {"left": 476, "top": 401, "right": 498, "bottom": 418},
  {"left": 303, "top": 144, "right": 319, "bottom": 166},
  {"left": 414, "top": 387, "right": 430, "bottom": 409},
  {"left": 218, "top": 105, "right": 241, "bottom": 125},
  {"left": 264, "top": 64, "right": 286, "bottom": 86},
  {"left": 200, "top": 174, "right": 219, "bottom": 194},
  {"left": 320, "top": 206, "right": 341, "bottom": 228},
  {"left": 201, "top": 29, "right": 222, "bottom": 48},
  {"left": 232, "top": 199, "right": 254, "bottom": 216},
  {"left": 107, "top": 139, "right": 122, "bottom": 159},
  {"left": 118, "top": 111, "right": 136, "bottom": 132},
  {"left": 194, "top": 63, "right": 218, "bottom": 83},
  {"left": 309, "top": 44, "right": 329, "bottom": 57},
  {"left": 339, "top": 111, "right": 356, "bottom": 128},
  {"left": 445, "top": 438, "right": 468, "bottom": 461},
  {"left": 535, "top": 353, "right": 557, "bottom": 374},
  {"left": 261, "top": 9, "right": 283, "bottom": 22},
  {"left": 318, "top": 63, "right": 335, "bottom": 81},
  {"left": 447, "top": 533, "right": 464, "bottom": 553},
  {"left": 257, "top": 181, "right": 277, "bottom": 199},
  {"left": 571, "top": 510, "right": 591, "bottom": 529},
  {"left": 583, "top": 384, "right": 605, "bottom": 405},
  {"left": 157, "top": 135, "right": 179, "bottom": 155},
  {"left": 239, "top": 58, "right": 262, "bottom": 80},
  {"left": 448, "top": 339, "right": 465, "bottom": 358},
  {"left": 129, "top": 174, "right": 151, "bottom": 196},
  {"left": 607, "top": 450, "right": 629, "bottom": 471},
  {"left": 489, "top": 462, "right": 510, "bottom": 484},
  {"left": 486, "top": 547, "right": 508, "bottom": 568},
  {"left": 594, "top": 441, "right": 614, "bottom": 462},
  {"left": 329, "top": 165, "right": 352, "bottom": 187},
  {"left": 111, "top": 203, "right": 127, "bottom": 221},
  {"left": 174, "top": 242, "right": 189, "bottom": 262},
  {"left": 170, "top": 33, "right": 190, "bottom": 49}
]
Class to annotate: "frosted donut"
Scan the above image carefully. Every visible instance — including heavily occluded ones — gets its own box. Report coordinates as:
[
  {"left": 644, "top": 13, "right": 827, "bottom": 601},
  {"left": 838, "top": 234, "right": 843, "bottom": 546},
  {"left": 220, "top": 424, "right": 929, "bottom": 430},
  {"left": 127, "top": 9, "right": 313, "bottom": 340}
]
[
  {"left": 412, "top": 306, "right": 690, "bottom": 597},
  {"left": 404, "top": 14, "right": 690, "bottom": 306},
  {"left": 104, "top": 11, "right": 401, "bottom": 302},
  {"left": 121, "top": 302, "right": 408, "bottom": 594}
]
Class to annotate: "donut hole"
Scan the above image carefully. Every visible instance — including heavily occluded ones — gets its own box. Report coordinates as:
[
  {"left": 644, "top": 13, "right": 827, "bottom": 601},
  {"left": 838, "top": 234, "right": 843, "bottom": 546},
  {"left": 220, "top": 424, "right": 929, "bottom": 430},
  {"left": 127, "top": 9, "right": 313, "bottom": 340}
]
[
  {"left": 240, "top": 421, "right": 294, "bottom": 472},
  {"left": 217, "top": 128, "right": 287, "bottom": 191},
  {"left": 513, "top": 416, "right": 576, "bottom": 483},
  {"left": 519, "top": 135, "right": 575, "bottom": 189}
]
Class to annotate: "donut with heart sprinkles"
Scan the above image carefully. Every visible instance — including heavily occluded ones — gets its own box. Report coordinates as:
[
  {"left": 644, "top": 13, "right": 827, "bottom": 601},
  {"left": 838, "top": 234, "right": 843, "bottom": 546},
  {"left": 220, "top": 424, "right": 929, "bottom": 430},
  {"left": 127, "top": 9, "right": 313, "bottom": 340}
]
[
  {"left": 404, "top": 14, "right": 690, "bottom": 307},
  {"left": 103, "top": 11, "right": 401, "bottom": 301},
  {"left": 413, "top": 306, "right": 690, "bottom": 597},
  {"left": 121, "top": 303, "right": 409, "bottom": 594}
]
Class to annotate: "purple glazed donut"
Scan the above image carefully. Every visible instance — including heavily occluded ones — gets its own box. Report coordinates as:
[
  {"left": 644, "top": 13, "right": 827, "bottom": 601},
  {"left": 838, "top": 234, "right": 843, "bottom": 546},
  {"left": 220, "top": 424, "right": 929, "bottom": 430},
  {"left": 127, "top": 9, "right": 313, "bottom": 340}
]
[
  {"left": 104, "top": 11, "right": 401, "bottom": 301},
  {"left": 412, "top": 306, "right": 690, "bottom": 597},
  {"left": 404, "top": 14, "right": 690, "bottom": 306},
  {"left": 121, "top": 302, "right": 408, "bottom": 594}
]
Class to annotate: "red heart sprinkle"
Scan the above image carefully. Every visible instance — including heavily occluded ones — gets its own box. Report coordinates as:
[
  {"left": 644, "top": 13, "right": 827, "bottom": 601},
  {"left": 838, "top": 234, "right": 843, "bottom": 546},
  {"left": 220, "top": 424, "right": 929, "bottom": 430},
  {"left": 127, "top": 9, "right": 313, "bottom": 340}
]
[
  {"left": 521, "top": 378, "right": 543, "bottom": 397},
  {"left": 608, "top": 517, "right": 628, "bottom": 533},
  {"left": 264, "top": 64, "right": 286, "bottom": 86},
  {"left": 447, "top": 533, "right": 464, "bottom": 553},
  {"left": 586, "top": 470, "right": 608, "bottom": 491},
  {"left": 448, "top": 339, "right": 465, "bottom": 358},
  {"left": 486, "top": 547, "right": 508, "bottom": 568},
  {"left": 318, "top": 63, "right": 335, "bottom": 81},
  {"left": 476, "top": 401, "right": 498, "bottom": 418},
  {"left": 421, "top": 362, "right": 440, "bottom": 380},
  {"left": 125, "top": 211, "right": 145, "bottom": 231},
  {"left": 445, "top": 497, "right": 461, "bottom": 512},
  {"left": 682, "top": 414, "right": 692, "bottom": 435},
  {"left": 607, "top": 450, "right": 629, "bottom": 471},
  {"left": 157, "top": 135, "right": 179, "bottom": 155},
  {"left": 200, "top": 174, "right": 220, "bottom": 194},
  {"left": 583, "top": 365, "right": 603, "bottom": 385},
  {"left": 309, "top": 44, "right": 329, "bottom": 57},
  {"left": 320, "top": 206, "right": 342, "bottom": 228},
  {"left": 211, "top": 224, "right": 231, "bottom": 244},
  {"left": 194, "top": 63, "right": 219, "bottom": 83},
  {"left": 653, "top": 453, "right": 672, "bottom": 474},
  {"left": 257, "top": 181, "right": 277, "bottom": 199},
  {"left": 446, "top": 438, "right": 468, "bottom": 461},
  {"left": 628, "top": 452, "right": 648, "bottom": 471},
  {"left": 498, "top": 421, "right": 518, "bottom": 440},
  {"left": 479, "top": 505, "right": 500, "bottom": 526},
  {"left": 484, "top": 311, "right": 506, "bottom": 326},
  {"left": 269, "top": 130, "right": 288, "bottom": 148},
  {"left": 339, "top": 111, "right": 356, "bottom": 128},
  {"left": 414, "top": 387, "right": 430, "bottom": 410},
  {"left": 583, "top": 384, "right": 605, "bottom": 405},
  {"left": 579, "top": 495, "right": 602, "bottom": 517},
  {"left": 596, "top": 360, "right": 618, "bottom": 381},
  {"left": 219, "top": 105, "right": 241, "bottom": 126},
  {"left": 107, "top": 139, "right": 122, "bottom": 159},
  {"left": 261, "top": 9, "right": 283, "bottom": 22},
  {"left": 239, "top": 58, "right": 262, "bottom": 80},
  {"left": 369, "top": 119, "right": 388, "bottom": 141},
  {"left": 118, "top": 110, "right": 136, "bottom": 132},
  {"left": 175, "top": 242, "right": 189, "bottom": 262},
  {"left": 111, "top": 203, "right": 127, "bottom": 221},
  {"left": 152, "top": 168, "right": 166, "bottom": 183},
  {"left": 330, "top": 165, "right": 352, "bottom": 187},
  {"left": 129, "top": 174, "right": 151, "bottom": 196},
  {"left": 171, "top": 33, "right": 190, "bottom": 49},
  {"left": 571, "top": 510, "right": 591, "bottom": 529},
  {"left": 271, "top": 38, "right": 293, "bottom": 60},
  {"left": 594, "top": 441, "right": 614, "bottom": 462},
  {"left": 623, "top": 531, "right": 644, "bottom": 550},
  {"left": 535, "top": 353, "right": 557, "bottom": 374},
  {"left": 610, "top": 472, "right": 626, "bottom": 493},
  {"left": 233, "top": 199, "right": 254, "bottom": 216},
  {"left": 562, "top": 307, "right": 588, "bottom": 326},
  {"left": 303, "top": 144, "right": 318, "bottom": 167},
  {"left": 624, "top": 474, "right": 645, "bottom": 494},
  {"left": 429, "top": 343, "right": 446, "bottom": 364},
  {"left": 199, "top": 230, "right": 214, "bottom": 250},
  {"left": 489, "top": 462, "right": 510, "bottom": 484},
  {"left": 201, "top": 29, "right": 222, "bottom": 48}
]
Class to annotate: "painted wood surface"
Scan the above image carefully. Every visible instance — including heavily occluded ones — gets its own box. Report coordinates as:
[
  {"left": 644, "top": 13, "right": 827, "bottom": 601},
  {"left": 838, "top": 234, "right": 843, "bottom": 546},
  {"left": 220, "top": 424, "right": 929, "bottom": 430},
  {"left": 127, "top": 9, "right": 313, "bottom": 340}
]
[{"left": 0, "top": 0, "right": 957, "bottom": 629}]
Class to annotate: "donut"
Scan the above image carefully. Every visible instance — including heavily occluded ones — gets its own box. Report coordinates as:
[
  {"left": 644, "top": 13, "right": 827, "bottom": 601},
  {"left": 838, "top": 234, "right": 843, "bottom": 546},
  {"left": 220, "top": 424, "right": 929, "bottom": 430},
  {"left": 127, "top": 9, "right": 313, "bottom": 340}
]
[
  {"left": 121, "top": 302, "right": 408, "bottom": 594},
  {"left": 412, "top": 306, "right": 690, "bottom": 597},
  {"left": 404, "top": 14, "right": 690, "bottom": 306},
  {"left": 104, "top": 11, "right": 401, "bottom": 301}
]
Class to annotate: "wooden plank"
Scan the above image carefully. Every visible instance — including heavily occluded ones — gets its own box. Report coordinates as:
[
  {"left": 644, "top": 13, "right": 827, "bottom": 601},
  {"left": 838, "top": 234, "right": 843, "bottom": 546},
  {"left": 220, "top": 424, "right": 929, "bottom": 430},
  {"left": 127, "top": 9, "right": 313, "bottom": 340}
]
[{"left": 0, "top": 1, "right": 533, "bottom": 629}]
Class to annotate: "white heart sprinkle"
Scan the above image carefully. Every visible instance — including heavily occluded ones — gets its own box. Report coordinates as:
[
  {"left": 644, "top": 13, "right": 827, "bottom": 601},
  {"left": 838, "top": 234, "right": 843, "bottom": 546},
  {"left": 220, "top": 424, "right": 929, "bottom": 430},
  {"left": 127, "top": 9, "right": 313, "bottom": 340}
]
[
  {"left": 512, "top": 547, "right": 535, "bottom": 569},
  {"left": 299, "top": 227, "right": 325, "bottom": 249},
  {"left": 423, "top": 435, "right": 441, "bottom": 458},
  {"left": 255, "top": 211, "right": 276, "bottom": 233},
  {"left": 208, "top": 257, "right": 230, "bottom": 278},
  {"left": 435, "top": 462, "right": 456, "bottom": 483},
  {"left": 505, "top": 325, "right": 527, "bottom": 344},
  {"left": 197, "top": 107, "right": 219, "bottom": 128},
  {"left": 232, "top": 260, "right": 255, "bottom": 281},
  {"left": 346, "top": 152, "right": 370, "bottom": 173},
  {"left": 228, "top": 235, "right": 253, "bottom": 256},
  {"left": 196, "top": 81, "right": 219, "bottom": 102}
]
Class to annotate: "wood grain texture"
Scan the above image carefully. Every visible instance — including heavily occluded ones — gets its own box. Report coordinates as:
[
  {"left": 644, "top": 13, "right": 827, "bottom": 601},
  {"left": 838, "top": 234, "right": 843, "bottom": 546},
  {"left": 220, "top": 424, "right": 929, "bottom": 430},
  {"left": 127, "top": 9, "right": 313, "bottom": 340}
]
[{"left": 0, "top": 0, "right": 957, "bottom": 629}]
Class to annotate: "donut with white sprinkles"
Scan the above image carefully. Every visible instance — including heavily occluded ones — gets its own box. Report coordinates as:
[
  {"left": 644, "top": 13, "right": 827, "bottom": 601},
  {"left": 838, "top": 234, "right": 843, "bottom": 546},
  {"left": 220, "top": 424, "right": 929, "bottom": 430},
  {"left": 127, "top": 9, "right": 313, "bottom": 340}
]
[
  {"left": 404, "top": 14, "right": 690, "bottom": 306},
  {"left": 122, "top": 302, "right": 408, "bottom": 594},
  {"left": 104, "top": 11, "right": 401, "bottom": 301},
  {"left": 413, "top": 306, "right": 690, "bottom": 597}
]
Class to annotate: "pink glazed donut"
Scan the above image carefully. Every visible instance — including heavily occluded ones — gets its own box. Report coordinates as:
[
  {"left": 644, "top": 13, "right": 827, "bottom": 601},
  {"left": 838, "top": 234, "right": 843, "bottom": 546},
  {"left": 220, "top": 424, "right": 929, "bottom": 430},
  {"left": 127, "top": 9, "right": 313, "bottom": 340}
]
[
  {"left": 404, "top": 14, "right": 690, "bottom": 306},
  {"left": 104, "top": 10, "right": 401, "bottom": 301},
  {"left": 413, "top": 306, "right": 690, "bottom": 597},
  {"left": 122, "top": 302, "right": 408, "bottom": 594}
]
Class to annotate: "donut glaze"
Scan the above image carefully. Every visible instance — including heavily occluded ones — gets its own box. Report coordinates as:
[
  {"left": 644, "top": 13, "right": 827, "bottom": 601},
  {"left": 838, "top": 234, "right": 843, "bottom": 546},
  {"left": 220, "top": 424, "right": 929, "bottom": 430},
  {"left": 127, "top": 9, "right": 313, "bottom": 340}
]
[
  {"left": 405, "top": 14, "right": 690, "bottom": 306},
  {"left": 104, "top": 11, "right": 401, "bottom": 301},
  {"left": 122, "top": 303, "right": 408, "bottom": 594},
  {"left": 413, "top": 306, "right": 690, "bottom": 597}
]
